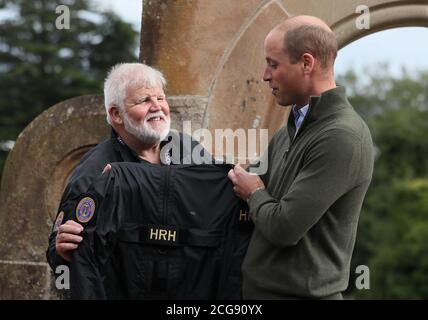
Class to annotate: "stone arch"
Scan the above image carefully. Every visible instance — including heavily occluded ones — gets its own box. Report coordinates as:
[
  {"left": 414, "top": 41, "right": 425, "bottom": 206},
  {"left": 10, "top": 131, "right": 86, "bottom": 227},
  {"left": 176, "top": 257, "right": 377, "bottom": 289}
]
[
  {"left": 0, "top": 95, "right": 108, "bottom": 299},
  {"left": 332, "top": 1, "right": 428, "bottom": 48},
  {"left": 203, "top": 0, "right": 290, "bottom": 141},
  {"left": 203, "top": 0, "right": 428, "bottom": 149}
]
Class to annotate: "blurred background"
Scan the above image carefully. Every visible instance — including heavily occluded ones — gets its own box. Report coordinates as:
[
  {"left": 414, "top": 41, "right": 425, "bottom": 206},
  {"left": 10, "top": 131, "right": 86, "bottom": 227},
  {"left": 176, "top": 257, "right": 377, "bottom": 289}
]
[
  {"left": 1, "top": 0, "right": 428, "bottom": 299},
  {"left": 337, "top": 27, "right": 428, "bottom": 299}
]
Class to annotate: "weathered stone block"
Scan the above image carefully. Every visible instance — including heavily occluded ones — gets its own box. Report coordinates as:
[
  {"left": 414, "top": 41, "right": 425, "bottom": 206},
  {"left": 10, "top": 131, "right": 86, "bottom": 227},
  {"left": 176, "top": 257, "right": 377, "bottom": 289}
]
[{"left": 0, "top": 262, "right": 50, "bottom": 300}]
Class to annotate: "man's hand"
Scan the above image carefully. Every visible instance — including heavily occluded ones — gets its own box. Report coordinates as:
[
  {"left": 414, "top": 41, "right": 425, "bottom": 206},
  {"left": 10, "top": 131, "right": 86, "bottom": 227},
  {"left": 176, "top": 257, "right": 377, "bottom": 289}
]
[
  {"left": 55, "top": 220, "right": 83, "bottom": 262},
  {"left": 228, "top": 164, "right": 265, "bottom": 201}
]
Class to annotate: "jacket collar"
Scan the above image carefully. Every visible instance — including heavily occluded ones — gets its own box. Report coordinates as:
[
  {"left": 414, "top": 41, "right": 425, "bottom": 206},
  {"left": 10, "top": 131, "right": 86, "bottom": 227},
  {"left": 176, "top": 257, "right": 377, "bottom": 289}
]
[
  {"left": 110, "top": 128, "right": 143, "bottom": 162},
  {"left": 287, "top": 86, "right": 352, "bottom": 139},
  {"left": 306, "top": 86, "right": 351, "bottom": 123},
  {"left": 110, "top": 128, "right": 181, "bottom": 165}
]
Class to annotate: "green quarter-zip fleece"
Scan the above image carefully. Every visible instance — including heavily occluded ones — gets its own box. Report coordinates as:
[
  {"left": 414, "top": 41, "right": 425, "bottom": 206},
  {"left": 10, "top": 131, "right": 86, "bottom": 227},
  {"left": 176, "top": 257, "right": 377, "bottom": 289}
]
[{"left": 244, "top": 86, "right": 374, "bottom": 299}]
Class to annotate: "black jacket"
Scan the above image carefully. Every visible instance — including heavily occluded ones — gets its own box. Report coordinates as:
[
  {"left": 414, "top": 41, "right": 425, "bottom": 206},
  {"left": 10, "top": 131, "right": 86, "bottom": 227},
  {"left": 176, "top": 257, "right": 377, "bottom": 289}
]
[
  {"left": 68, "top": 163, "right": 252, "bottom": 299},
  {"left": 47, "top": 129, "right": 206, "bottom": 270}
]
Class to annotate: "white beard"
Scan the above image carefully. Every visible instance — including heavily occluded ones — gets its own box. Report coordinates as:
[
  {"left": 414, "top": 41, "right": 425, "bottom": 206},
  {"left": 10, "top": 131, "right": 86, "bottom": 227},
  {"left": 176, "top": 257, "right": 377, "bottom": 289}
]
[{"left": 122, "top": 111, "right": 171, "bottom": 145}]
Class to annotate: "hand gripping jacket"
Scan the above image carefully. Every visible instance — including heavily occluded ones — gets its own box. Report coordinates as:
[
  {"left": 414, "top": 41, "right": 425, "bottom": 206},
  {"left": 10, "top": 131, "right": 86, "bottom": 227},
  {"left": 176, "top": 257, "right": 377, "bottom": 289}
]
[{"left": 64, "top": 163, "right": 253, "bottom": 299}]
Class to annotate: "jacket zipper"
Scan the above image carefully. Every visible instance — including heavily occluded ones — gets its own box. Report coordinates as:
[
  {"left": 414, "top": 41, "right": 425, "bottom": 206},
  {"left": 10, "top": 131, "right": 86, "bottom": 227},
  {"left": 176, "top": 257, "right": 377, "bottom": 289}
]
[{"left": 162, "top": 165, "right": 171, "bottom": 225}]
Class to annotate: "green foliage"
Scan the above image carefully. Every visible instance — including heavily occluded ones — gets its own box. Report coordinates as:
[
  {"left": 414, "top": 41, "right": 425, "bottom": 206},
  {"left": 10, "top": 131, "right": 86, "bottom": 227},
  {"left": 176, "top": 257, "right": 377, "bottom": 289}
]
[
  {"left": 0, "top": 0, "right": 138, "bottom": 180},
  {"left": 339, "top": 66, "right": 428, "bottom": 299}
]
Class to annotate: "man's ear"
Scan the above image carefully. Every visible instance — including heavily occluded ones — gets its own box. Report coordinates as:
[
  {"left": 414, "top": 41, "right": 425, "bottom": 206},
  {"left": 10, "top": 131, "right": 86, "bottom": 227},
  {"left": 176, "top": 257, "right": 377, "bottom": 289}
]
[
  {"left": 108, "top": 105, "right": 123, "bottom": 125},
  {"left": 301, "top": 53, "right": 315, "bottom": 74}
]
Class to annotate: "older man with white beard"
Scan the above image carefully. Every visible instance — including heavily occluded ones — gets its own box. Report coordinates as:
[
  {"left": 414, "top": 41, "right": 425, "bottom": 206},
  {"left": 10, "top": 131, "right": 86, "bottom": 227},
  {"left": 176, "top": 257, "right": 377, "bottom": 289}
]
[{"left": 46, "top": 63, "right": 202, "bottom": 269}]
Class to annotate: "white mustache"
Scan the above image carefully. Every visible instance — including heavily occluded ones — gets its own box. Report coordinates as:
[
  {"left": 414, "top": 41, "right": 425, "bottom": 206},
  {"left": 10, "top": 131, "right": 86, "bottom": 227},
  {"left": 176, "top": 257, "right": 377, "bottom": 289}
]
[{"left": 145, "top": 112, "right": 166, "bottom": 121}]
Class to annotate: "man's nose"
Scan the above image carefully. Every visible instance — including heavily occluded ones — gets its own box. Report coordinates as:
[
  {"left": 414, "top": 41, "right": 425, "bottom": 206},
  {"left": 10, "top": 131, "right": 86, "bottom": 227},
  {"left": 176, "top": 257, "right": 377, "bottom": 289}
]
[
  {"left": 149, "top": 98, "right": 162, "bottom": 111},
  {"left": 263, "top": 68, "right": 271, "bottom": 82}
]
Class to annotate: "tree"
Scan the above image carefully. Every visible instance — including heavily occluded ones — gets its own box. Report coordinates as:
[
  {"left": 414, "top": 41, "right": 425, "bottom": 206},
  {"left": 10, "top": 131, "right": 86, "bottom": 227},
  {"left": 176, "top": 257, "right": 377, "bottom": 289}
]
[{"left": 0, "top": 0, "right": 138, "bottom": 180}]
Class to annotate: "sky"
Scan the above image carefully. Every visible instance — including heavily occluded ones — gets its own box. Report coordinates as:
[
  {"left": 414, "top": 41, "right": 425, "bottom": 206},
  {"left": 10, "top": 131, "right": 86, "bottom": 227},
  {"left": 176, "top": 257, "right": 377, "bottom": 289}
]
[
  {"left": 91, "top": 0, "right": 142, "bottom": 32},
  {"left": 335, "top": 27, "right": 428, "bottom": 77}
]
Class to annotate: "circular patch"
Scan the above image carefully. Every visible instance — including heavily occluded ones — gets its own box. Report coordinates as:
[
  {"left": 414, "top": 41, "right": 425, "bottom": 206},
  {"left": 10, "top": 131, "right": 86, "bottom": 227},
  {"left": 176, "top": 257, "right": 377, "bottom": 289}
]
[
  {"left": 76, "top": 197, "right": 96, "bottom": 223},
  {"left": 53, "top": 211, "right": 64, "bottom": 232}
]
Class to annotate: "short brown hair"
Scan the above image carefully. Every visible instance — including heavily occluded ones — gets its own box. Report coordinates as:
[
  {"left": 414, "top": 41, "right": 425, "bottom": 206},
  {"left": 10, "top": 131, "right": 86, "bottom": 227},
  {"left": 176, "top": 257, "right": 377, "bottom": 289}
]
[{"left": 283, "top": 25, "right": 338, "bottom": 69}]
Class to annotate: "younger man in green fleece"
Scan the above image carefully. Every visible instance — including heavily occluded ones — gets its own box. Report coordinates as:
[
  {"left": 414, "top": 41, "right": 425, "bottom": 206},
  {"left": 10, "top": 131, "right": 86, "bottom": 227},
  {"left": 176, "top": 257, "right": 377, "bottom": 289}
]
[{"left": 228, "top": 15, "right": 374, "bottom": 299}]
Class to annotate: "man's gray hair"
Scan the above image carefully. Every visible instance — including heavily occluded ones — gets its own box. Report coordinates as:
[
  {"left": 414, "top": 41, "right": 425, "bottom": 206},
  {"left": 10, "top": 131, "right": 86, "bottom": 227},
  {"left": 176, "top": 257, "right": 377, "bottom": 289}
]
[{"left": 103, "top": 63, "right": 166, "bottom": 124}]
